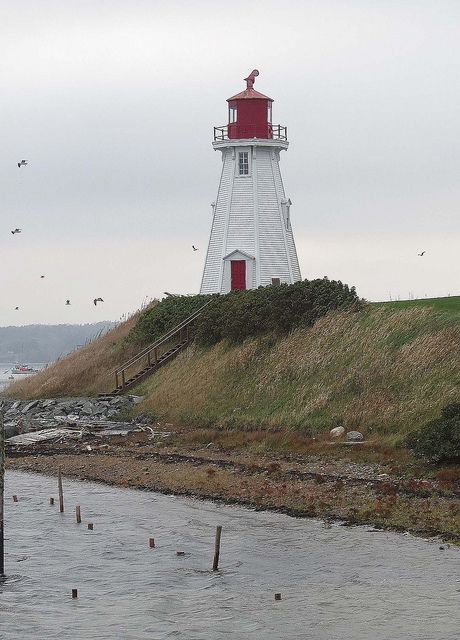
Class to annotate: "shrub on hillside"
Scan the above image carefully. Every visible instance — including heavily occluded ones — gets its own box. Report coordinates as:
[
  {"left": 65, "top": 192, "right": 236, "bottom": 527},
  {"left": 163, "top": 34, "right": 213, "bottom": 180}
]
[
  {"left": 128, "top": 294, "right": 213, "bottom": 345},
  {"left": 128, "top": 278, "right": 362, "bottom": 347},
  {"left": 194, "top": 278, "right": 362, "bottom": 345},
  {"left": 405, "top": 403, "right": 460, "bottom": 463}
]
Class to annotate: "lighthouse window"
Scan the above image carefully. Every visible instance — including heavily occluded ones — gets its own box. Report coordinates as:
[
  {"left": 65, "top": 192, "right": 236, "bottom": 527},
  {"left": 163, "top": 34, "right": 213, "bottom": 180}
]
[
  {"left": 238, "top": 152, "right": 249, "bottom": 175},
  {"left": 267, "top": 103, "right": 272, "bottom": 122},
  {"left": 229, "top": 106, "right": 237, "bottom": 123}
]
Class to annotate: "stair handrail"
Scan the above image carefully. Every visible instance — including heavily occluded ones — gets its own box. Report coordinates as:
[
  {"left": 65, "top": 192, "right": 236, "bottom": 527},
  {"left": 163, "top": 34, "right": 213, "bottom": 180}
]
[{"left": 114, "top": 300, "right": 213, "bottom": 375}]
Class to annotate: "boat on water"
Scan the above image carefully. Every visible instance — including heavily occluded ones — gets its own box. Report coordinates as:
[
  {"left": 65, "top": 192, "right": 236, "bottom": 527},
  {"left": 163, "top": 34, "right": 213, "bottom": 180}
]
[{"left": 11, "top": 364, "right": 39, "bottom": 375}]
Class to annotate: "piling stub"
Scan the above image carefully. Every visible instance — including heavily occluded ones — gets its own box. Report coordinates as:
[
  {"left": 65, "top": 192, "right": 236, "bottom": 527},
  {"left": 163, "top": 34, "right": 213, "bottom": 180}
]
[
  {"left": 72, "top": 589, "right": 78, "bottom": 599},
  {"left": 75, "top": 505, "right": 81, "bottom": 524},
  {"left": 212, "top": 525, "right": 222, "bottom": 571},
  {"left": 58, "top": 466, "right": 64, "bottom": 513},
  {"left": 176, "top": 551, "right": 185, "bottom": 556},
  {"left": 87, "top": 523, "right": 93, "bottom": 530},
  {"left": 149, "top": 538, "right": 155, "bottom": 548},
  {"left": 49, "top": 497, "right": 54, "bottom": 505},
  {"left": 12, "top": 495, "right": 18, "bottom": 502},
  {"left": 275, "top": 593, "right": 282, "bottom": 601}
]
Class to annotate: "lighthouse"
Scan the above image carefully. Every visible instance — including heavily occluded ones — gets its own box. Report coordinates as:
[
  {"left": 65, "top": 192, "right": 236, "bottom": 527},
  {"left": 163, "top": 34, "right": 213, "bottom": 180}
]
[{"left": 200, "top": 70, "right": 301, "bottom": 294}]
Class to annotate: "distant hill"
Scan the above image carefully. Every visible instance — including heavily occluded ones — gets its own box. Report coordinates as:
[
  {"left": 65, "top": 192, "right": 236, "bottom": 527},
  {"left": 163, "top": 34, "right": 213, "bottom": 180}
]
[{"left": 0, "top": 322, "right": 116, "bottom": 362}]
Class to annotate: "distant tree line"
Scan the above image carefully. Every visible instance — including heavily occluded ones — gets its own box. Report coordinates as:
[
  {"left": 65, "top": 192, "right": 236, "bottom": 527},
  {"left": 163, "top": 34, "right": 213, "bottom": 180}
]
[{"left": 0, "top": 322, "right": 116, "bottom": 362}]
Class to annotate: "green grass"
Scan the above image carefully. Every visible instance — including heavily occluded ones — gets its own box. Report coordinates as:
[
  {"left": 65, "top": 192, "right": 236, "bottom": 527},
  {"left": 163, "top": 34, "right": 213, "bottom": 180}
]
[{"left": 375, "top": 295, "right": 460, "bottom": 316}]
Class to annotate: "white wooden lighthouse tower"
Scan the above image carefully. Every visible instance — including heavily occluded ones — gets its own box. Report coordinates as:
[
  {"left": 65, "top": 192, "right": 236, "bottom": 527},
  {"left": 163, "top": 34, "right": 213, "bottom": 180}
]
[{"left": 200, "top": 70, "right": 301, "bottom": 294}]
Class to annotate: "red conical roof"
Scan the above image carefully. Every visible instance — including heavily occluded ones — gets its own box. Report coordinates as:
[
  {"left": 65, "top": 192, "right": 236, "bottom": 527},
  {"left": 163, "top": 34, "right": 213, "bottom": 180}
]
[{"left": 227, "top": 87, "right": 273, "bottom": 102}]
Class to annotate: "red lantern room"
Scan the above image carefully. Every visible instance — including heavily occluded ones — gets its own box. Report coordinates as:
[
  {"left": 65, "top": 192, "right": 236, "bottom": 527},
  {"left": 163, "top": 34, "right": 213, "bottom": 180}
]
[
  {"left": 227, "top": 69, "right": 273, "bottom": 139},
  {"left": 213, "top": 70, "right": 287, "bottom": 142}
]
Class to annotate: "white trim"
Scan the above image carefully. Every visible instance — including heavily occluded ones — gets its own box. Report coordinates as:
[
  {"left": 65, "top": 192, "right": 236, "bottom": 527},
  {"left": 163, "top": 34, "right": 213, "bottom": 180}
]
[
  {"left": 213, "top": 138, "right": 289, "bottom": 151},
  {"left": 270, "top": 151, "right": 294, "bottom": 283},
  {"left": 223, "top": 249, "right": 255, "bottom": 261},
  {"left": 252, "top": 146, "right": 261, "bottom": 286},
  {"left": 218, "top": 147, "right": 235, "bottom": 292}
]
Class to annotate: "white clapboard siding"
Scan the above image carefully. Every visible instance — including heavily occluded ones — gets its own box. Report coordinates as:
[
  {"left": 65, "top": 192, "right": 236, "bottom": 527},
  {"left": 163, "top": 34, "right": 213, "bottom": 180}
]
[{"left": 200, "top": 139, "right": 301, "bottom": 294}]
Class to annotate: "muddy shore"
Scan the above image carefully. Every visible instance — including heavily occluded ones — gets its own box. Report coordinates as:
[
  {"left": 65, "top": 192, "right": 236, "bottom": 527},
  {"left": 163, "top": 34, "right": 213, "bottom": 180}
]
[{"left": 7, "top": 430, "right": 460, "bottom": 543}]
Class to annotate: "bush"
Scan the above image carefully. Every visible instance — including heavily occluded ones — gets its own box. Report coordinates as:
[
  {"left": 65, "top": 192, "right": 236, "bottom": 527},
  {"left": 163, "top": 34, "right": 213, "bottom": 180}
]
[
  {"left": 194, "top": 278, "right": 363, "bottom": 345},
  {"left": 405, "top": 403, "right": 460, "bottom": 462},
  {"left": 128, "top": 294, "right": 213, "bottom": 345},
  {"left": 128, "top": 278, "right": 363, "bottom": 347}
]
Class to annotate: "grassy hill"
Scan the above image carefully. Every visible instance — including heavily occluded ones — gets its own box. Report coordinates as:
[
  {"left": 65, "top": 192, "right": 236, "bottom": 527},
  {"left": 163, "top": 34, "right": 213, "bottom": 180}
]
[{"left": 5, "top": 294, "right": 460, "bottom": 445}]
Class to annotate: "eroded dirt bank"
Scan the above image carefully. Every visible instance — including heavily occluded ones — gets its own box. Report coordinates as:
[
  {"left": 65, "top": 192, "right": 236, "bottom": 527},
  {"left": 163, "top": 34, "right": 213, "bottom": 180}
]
[{"left": 7, "top": 430, "right": 460, "bottom": 543}]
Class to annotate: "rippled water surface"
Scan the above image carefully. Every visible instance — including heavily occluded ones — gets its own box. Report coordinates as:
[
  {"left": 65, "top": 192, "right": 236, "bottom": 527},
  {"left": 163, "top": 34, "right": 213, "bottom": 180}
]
[{"left": 1, "top": 471, "right": 458, "bottom": 639}]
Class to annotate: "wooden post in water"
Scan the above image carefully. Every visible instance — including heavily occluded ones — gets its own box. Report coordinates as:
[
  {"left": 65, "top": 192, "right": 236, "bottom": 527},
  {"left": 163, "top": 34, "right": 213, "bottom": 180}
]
[
  {"left": 0, "top": 412, "right": 5, "bottom": 576},
  {"left": 49, "top": 497, "right": 54, "bottom": 505},
  {"left": 58, "top": 466, "right": 64, "bottom": 513},
  {"left": 75, "top": 505, "right": 81, "bottom": 524},
  {"left": 72, "top": 588, "right": 78, "bottom": 599},
  {"left": 87, "top": 523, "right": 93, "bottom": 530},
  {"left": 212, "top": 526, "right": 222, "bottom": 571}
]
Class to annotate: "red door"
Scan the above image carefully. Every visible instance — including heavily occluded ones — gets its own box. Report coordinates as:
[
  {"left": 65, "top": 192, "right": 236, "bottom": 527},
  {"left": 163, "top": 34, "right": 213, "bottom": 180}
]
[{"left": 231, "top": 260, "right": 246, "bottom": 291}]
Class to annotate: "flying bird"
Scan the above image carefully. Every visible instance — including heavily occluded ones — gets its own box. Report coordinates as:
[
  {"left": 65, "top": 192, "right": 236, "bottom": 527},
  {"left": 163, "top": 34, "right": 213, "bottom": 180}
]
[
  {"left": 14, "top": 306, "right": 19, "bottom": 310},
  {"left": 17, "top": 160, "right": 28, "bottom": 168},
  {"left": 192, "top": 245, "right": 198, "bottom": 251},
  {"left": 11, "top": 228, "right": 22, "bottom": 234},
  {"left": 93, "top": 297, "right": 104, "bottom": 306},
  {"left": 65, "top": 300, "right": 71, "bottom": 306},
  {"left": 418, "top": 251, "right": 426, "bottom": 256},
  {"left": 40, "top": 275, "right": 45, "bottom": 279}
]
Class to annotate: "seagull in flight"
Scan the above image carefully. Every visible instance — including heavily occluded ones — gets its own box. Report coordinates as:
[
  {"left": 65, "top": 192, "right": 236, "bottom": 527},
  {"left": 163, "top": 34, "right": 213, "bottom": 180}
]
[
  {"left": 93, "top": 297, "right": 104, "bottom": 306},
  {"left": 192, "top": 245, "right": 198, "bottom": 251},
  {"left": 418, "top": 251, "right": 426, "bottom": 256},
  {"left": 11, "top": 228, "right": 22, "bottom": 234},
  {"left": 65, "top": 299, "right": 71, "bottom": 306},
  {"left": 14, "top": 306, "right": 19, "bottom": 310},
  {"left": 17, "top": 160, "right": 28, "bottom": 168}
]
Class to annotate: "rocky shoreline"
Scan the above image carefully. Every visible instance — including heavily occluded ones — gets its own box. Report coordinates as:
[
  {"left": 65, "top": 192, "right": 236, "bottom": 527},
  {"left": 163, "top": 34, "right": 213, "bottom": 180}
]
[{"left": 0, "top": 395, "right": 144, "bottom": 440}]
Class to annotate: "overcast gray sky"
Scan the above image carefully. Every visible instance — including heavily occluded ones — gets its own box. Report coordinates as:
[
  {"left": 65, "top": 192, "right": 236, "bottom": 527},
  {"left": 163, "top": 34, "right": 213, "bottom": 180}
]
[{"left": 1, "top": 0, "right": 459, "bottom": 325}]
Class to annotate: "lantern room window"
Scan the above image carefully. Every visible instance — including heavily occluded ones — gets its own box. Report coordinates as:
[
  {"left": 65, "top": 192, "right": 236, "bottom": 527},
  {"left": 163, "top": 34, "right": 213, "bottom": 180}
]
[
  {"left": 267, "top": 103, "right": 272, "bottom": 122},
  {"left": 238, "top": 151, "right": 249, "bottom": 175},
  {"left": 229, "top": 106, "right": 237, "bottom": 123}
]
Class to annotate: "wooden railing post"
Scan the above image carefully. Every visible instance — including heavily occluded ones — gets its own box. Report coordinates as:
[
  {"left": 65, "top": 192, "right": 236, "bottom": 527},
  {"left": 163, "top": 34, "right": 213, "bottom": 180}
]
[
  {"left": 147, "top": 351, "right": 151, "bottom": 367},
  {"left": 115, "top": 371, "right": 119, "bottom": 389},
  {"left": 121, "top": 370, "right": 126, "bottom": 388},
  {"left": 154, "top": 347, "right": 158, "bottom": 365}
]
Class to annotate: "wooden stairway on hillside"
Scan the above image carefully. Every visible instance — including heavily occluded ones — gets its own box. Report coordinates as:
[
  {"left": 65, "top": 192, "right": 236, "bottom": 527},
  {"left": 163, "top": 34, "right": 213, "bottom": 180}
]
[{"left": 109, "top": 301, "right": 212, "bottom": 395}]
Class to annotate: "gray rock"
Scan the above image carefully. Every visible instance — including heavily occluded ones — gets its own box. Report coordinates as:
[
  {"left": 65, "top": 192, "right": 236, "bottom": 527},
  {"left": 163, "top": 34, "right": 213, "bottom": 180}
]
[
  {"left": 4, "top": 423, "right": 21, "bottom": 438},
  {"left": 41, "top": 399, "right": 56, "bottom": 408},
  {"left": 21, "top": 400, "right": 40, "bottom": 414},
  {"left": 346, "top": 430, "right": 364, "bottom": 442},
  {"left": 330, "top": 426, "right": 345, "bottom": 438},
  {"left": 81, "top": 402, "right": 95, "bottom": 415}
]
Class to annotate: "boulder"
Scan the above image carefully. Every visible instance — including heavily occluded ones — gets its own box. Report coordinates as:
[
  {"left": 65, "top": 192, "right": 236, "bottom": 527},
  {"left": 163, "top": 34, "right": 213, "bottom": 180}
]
[
  {"left": 330, "top": 426, "right": 345, "bottom": 438},
  {"left": 21, "top": 400, "right": 39, "bottom": 414},
  {"left": 346, "top": 430, "right": 364, "bottom": 442},
  {"left": 81, "top": 402, "right": 95, "bottom": 415}
]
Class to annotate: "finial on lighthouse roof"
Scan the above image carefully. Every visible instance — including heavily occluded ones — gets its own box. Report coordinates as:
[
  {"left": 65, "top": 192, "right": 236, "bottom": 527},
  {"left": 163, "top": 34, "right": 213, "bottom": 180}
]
[{"left": 244, "top": 69, "right": 259, "bottom": 89}]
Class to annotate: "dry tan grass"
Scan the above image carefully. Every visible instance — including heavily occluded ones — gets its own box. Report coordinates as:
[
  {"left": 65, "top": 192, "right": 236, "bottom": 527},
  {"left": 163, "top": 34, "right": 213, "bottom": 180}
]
[
  {"left": 137, "top": 306, "right": 460, "bottom": 438},
  {"left": 4, "top": 312, "right": 142, "bottom": 398}
]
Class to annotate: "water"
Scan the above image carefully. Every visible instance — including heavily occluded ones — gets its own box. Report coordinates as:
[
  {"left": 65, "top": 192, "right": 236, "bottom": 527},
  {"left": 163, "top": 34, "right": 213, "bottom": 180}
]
[
  {"left": 0, "top": 363, "right": 46, "bottom": 392},
  {"left": 1, "top": 471, "right": 458, "bottom": 639}
]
